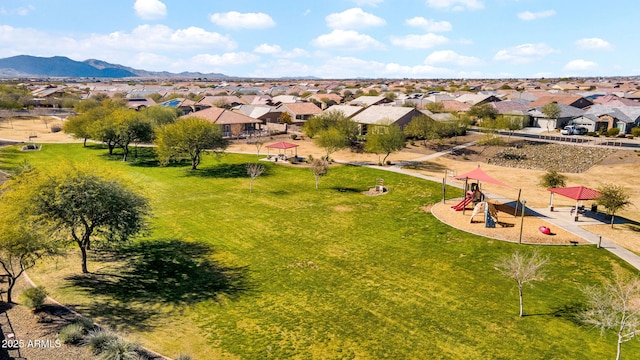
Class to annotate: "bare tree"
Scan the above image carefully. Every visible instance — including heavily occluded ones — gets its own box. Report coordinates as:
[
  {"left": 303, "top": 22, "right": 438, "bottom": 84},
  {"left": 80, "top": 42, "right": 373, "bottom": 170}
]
[
  {"left": 230, "top": 123, "right": 244, "bottom": 140},
  {"left": 310, "top": 159, "right": 329, "bottom": 190},
  {"left": 495, "top": 249, "right": 548, "bottom": 317},
  {"left": 246, "top": 163, "right": 265, "bottom": 193},
  {"left": 580, "top": 267, "right": 640, "bottom": 360}
]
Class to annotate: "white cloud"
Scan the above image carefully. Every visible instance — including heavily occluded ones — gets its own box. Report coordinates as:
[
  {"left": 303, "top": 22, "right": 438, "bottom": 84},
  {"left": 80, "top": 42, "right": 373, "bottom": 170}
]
[
  {"left": 191, "top": 52, "right": 260, "bottom": 67},
  {"left": 493, "top": 43, "right": 555, "bottom": 64},
  {"left": 326, "top": 8, "right": 386, "bottom": 29},
  {"left": 312, "top": 30, "right": 385, "bottom": 51},
  {"left": 210, "top": 11, "right": 275, "bottom": 29},
  {"left": 313, "top": 56, "right": 455, "bottom": 78},
  {"left": 426, "top": 0, "right": 484, "bottom": 11},
  {"left": 424, "top": 50, "right": 482, "bottom": 67},
  {"left": 517, "top": 10, "right": 556, "bottom": 21},
  {"left": 353, "top": 0, "right": 384, "bottom": 6},
  {"left": 406, "top": 17, "right": 452, "bottom": 32},
  {"left": 390, "top": 33, "right": 449, "bottom": 49},
  {"left": 575, "top": 38, "right": 613, "bottom": 51},
  {"left": 563, "top": 59, "right": 597, "bottom": 72},
  {"left": 133, "top": 0, "right": 167, "bottom": 20},
  {"left": 253, "top": 44, "right": 310, "bottom": 58}
]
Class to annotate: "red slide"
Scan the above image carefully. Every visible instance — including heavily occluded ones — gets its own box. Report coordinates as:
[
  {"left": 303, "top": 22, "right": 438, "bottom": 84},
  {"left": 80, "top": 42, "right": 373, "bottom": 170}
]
[{"left": 451, "top": 197, "right": 473, "bottom": 211}]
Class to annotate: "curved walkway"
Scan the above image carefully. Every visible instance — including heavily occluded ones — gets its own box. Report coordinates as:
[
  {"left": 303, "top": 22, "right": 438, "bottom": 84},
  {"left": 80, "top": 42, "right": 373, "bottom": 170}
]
[{"left": 333, "top": 144, "right": 640, "bottom": 272}]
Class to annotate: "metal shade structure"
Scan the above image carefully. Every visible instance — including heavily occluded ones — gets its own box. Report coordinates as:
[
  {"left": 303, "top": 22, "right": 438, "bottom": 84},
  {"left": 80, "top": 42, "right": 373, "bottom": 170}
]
[
  {"left": 548, "top": 186, "right": 601, "bottom": 220},
  {"left": 266, "top": 141, "right": 299, "bottom": 157}
]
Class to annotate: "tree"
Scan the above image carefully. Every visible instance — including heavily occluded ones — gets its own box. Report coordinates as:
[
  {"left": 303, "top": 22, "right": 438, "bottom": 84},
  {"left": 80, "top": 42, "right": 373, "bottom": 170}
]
[
  {"left": 111, "top": 108, "right": 154, "bottom": 161},
  {"left": 142, "top": 105, "right": 179, "bottom": 126},
  {"left": 29, "top": 165, "right": 150, "bottom": 273},
  {"left": 468, "top": 103, "right": 498, "bottom": 123},
  {"left": 539, "top": 169, "right": 567, "bottom": 189},
  {"left": 310, "top": 159, "right": 329, "bottom": 189},
  {"left": 597, "top": 184, "right": 632, "bottom": 228},
  {"left": 63, "top": 113, "right": 93, "bottom": 147},
  {"left": 315, "top": 127, "right": 349, "bottom": 160},
  {"left": 498, "top": 115, "right": 524, "bottom": 143},
  {"left": 155, "top": 117, "right": 228, "bottom": 170},
  {"left": 279, "top": 112, "right": 293, "bottom": 125},
  {"left": 230, "top": 123, "right": 244, "bottom": 140},
  {"left": 580, "top": 268, "right": 640, "bottom": 360},
  {"left": 541, "top": 102, "right": 561, "bottom": 133},
  {"left": 246, "top": 163, "right": 265, "bottom": 193},
  {"left": 404, "top": 114, "right": 438, "bottom": 147},
  {"left": 495, "top": 250, "right": 548, "bottom": 317},
  {"left": 0, "top": 170, "right": 60, "bottom": 302},
  {"left": 365, "top": 123, "right": 406, "bottom": 164}
]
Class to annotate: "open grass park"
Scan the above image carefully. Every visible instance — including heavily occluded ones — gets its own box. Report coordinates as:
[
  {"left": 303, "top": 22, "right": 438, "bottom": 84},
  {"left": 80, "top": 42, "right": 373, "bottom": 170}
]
[{"left": 1, "top": 143, "right": 639, "bottom": 359}]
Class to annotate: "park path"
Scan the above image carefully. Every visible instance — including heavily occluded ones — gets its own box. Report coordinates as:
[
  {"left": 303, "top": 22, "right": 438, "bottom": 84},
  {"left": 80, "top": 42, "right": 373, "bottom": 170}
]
[{"left": 334, "top": 142, "right": 640, "bottom": 272}]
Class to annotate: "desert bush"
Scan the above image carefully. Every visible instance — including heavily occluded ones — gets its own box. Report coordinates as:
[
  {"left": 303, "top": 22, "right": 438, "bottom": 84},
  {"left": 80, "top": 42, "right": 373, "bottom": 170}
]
[
  {"left": 74, "top": 316, "right": 95, "bottom": 331},
  {"left": 58, "top": 323, "right": 85, "bottom": 345},
  {"left": 606, "top": 127, "right": 620, "bottom": 137},
  {"left": 477, "top": 134, "right": 505, "bottom": 146},
  {"left": 99, "top": 337, "right": 141, "bottom": 360},
  {"left": 586, "top": 131, "right": 599, "bottom": 137},
  {"left": 83, "top": 329, "right": 120, "bottom": 355},
  {"left": 20, "top": 286, "right": 48, "bottom": 311},
  {"left": 290, "top": 134, "right": 298, "bottom": 140},
  {"left": 50, "top": 124, "right": 62, "bottom": 133},
  {"left": 631, "top": 127, "right": 640, "bottom": 138}
]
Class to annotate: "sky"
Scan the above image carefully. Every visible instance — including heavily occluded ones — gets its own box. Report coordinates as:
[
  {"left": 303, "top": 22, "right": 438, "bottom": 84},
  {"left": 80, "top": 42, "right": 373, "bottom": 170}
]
[{"left": 1, "top": 0, "right": 639, "bottom": 79}]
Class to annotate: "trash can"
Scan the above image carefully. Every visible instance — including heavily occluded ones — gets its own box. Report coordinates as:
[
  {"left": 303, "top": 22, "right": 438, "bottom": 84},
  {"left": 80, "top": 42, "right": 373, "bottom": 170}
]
[{"left": 591, "top": 204, "right": 597, "bottom": 213}]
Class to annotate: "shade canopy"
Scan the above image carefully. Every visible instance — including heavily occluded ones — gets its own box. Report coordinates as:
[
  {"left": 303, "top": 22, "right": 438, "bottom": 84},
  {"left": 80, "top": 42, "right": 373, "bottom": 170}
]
[
  {"left": 266, "top": 142, "right": 299, "bottom": 149},
  {"left": 454, "top": 165, "right": 510, "bottom": 188},
  {"left": 548, "top": 186, "right": 601, "bottom": 200}
]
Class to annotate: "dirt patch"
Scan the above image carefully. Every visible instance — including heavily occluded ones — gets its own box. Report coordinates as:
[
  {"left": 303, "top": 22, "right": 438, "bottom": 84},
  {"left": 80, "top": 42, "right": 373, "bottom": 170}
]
[{"left": 0, "top": 116, "right": 79, "bottom": 144}]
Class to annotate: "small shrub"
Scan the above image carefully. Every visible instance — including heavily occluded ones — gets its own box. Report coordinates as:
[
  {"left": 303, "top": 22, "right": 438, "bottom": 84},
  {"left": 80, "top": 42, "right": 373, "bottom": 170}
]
[
  {"left": 631, "top": 127, "right": 640, "bottom": 138},
  {"left": 50, "top": 124, "right": 62, "bottom": 133},
  {"left": 83, "top": 329, "right": 120, "bottom": 355},
  {"left": 58, "top": 323, "right": 85, "bottom": 345},
  {"left": 290, "top": 134, "right": 298, "bottom": 140},
  {"left": 477, "top": 134, "right": 505, "bottom": 146},
  {"left": 100, "top": 337, "right": 140, "bottom": 360},
  {"left": 74, "top": 316, "right": 95, "bottom": 332},
  {"left": 20, "top": 286, "right": 48, "bottom": 311},
  {"left": 607, "top": 127, "right": 620, "bottom": 137},
  {"left": 586, "top": 131, "right": 598, "bottom": 137},
  {"left": 385, "top": 160, "right": 392, "bottom": 165}
]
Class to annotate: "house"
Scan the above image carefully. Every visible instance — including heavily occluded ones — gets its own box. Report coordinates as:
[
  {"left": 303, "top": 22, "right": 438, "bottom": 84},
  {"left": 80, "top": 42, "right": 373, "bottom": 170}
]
[
  {"left": 307, "top": 93, "right": 343, "bottom": 109},
  {"left": 347, "top": 95, "right": 393, "bottom": 107},
  {"left": 181, "top": 107, "right": 262, "bottom": 138},
  {"left": 581, "top": 105, "right": 640, "bottom": 133},
  {"left": 198, "top": 95, "right": 245, "bottom": 109},
  {"left": 126, "top": 98, "right": 156, "bottom": 111},
  {"left": 455, "top": 93, "right": 502, "bottom": 106},
  {"left": 233, "top": 104, "right": 283, "bottom": 124},
  {"left": 528, "top": 103, "right": 585, "bottom": 130},
  {"left": 490, "top": 100, "right": 532, "bottom": 126},
  {"left": 528, "top": 95, "right": 593, "bottom": 109},
  {"left": 275, "top": 102, "right": 322, "bottom": 124},
  {"left": 323, "top": 105, "right": 366, "bottom": 119},
  {"left": 351, "top": 105, "right": 423, "bottom": 135}
]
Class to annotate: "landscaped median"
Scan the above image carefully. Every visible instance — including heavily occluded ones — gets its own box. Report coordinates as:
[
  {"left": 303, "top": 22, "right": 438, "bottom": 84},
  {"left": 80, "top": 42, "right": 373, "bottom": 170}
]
[{"left": 2, "top": 143, "right": 640, "bottom": 359}]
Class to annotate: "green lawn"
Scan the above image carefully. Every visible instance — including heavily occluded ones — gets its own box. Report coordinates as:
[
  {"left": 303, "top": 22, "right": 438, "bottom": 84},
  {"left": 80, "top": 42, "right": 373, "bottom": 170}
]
[{"left": 2, "top": 143, "right": 639, "bottom": 359}]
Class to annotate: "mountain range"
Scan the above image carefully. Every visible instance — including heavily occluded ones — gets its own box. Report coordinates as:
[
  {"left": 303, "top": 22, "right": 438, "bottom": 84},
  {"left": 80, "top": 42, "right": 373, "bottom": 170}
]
[{"left": 0, "top": 55, "right": 229, "bottom": 79}]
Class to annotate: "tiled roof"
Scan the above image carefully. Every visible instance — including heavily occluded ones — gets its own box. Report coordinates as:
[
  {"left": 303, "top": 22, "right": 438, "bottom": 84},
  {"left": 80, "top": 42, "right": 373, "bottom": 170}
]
[
  {"left": 182, "top": 107, "right": 261, "bottom": 125},
  {"left": 280, "top": 102, "right": 322, "bottom": 115},
  {"left": 351, "top": 105, "right": 417, "bottom": 125}
]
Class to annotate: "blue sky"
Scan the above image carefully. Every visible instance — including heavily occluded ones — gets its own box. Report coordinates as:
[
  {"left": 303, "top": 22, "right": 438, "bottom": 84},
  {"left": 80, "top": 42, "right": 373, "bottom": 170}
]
[{"left": 1, "top": 0, "right": 638, "bottom": 79}]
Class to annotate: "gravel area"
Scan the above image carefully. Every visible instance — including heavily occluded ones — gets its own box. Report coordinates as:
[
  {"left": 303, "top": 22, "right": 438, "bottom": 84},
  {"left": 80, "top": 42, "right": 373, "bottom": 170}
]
[{"left": 486, "top": 142, "right": 617, "bottom": 173}]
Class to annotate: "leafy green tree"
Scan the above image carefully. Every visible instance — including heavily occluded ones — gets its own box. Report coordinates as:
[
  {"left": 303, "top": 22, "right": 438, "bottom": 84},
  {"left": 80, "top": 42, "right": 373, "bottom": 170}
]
[
  {"left": 365, "top": 123, "right": 406, "bottom": 164},
  {"left": 540, "top": 169, "right": 567, "bottom": 189},
  {"left": 596, "top": 184, "right": 632, "bottom": 228},
  {"left": 155, "top": 117, "right": 228, "bottom": 170},
  {"left": 425, "top": 102, "right": 445, "bottom": 113},
  {"left": 279, "top": 112, "right": 293, "bottom": 125},
  {"left": 0, "top": 170, "right": 60, "bottom": 302},
  {"left": 63, "top": 112, "right": 94, "bottom": 146},
  {"left": 498, "top": 115, "right": 525, "bottom": 142},
  {"left": 580, "top": 267, "right": 640, "bottom": 360},
  {"left": 541, "top": 102, "right": 561, "bottom": 132},
  {"left": 28, "top": 165, "right": 150, "bottom": 273},
  {"left": 142, "top": 105, "right": 179, "bottom": 126},
  {"left": 404, "top": 114, "right": 437, "bottom": 147},
  {"left": 468, "top": 103, "right": 498, "bottom": 123},
  {"left": 315, "top": 127, "right": 349, "bottom": 160},
  {"left": 111, "top": 108, "right": 154, "bottom": 161}
]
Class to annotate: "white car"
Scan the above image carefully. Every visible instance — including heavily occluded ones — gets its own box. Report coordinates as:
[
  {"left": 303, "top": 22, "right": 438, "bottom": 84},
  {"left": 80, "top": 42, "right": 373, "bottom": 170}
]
[{"left": 561, "top": 125, "right": 588, "bottom": 135}]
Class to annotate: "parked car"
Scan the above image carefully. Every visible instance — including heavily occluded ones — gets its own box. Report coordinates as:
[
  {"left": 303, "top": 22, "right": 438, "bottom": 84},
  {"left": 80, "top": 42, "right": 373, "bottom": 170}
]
[{"left": 561, "top": 125, "right": 588, "bottom": 135}]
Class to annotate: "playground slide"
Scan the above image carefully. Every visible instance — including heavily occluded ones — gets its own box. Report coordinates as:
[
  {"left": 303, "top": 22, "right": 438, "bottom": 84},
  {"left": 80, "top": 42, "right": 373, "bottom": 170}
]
[{"left": 451, "top": 197, "right": 473, "bottom": 211}]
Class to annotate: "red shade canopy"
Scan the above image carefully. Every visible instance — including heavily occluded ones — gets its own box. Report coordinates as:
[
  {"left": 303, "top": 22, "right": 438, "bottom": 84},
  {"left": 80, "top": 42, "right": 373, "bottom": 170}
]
[
  {"left": 266, "top": 142, "right": 299, "bottom": 149},
  {"left": 454, "top": 166, "right": 511, "bottom": 188},
  {"left": 548, "top": 186, "right": 601, "bottom": 200}
]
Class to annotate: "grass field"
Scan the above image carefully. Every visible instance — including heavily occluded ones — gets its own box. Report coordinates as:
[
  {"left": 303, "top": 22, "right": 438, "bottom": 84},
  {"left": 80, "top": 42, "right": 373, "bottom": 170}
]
[{"left": 1, "top": 143, "right": 639, "bottom": 359}]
